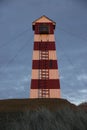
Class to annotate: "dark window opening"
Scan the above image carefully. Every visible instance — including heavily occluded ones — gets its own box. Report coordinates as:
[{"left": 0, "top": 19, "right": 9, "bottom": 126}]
[
  {"left": 49, "top": 60, "right": 53, "bottom": 68},
  {"left": 39, "top": 24, "right": 49, "bottom": 34}
]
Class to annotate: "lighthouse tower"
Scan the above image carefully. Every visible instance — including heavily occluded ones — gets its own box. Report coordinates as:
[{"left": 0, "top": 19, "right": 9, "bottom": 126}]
[{"left": 30, "top": 15, "right": 61, "bottom": 98}]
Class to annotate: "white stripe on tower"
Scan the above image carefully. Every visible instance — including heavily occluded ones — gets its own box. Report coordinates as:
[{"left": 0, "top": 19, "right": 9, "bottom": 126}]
[
  {"left": 32, "top": 51, "right": 57, "bottom": 60},
  {"left": 31, "top": 70, "right": 59, "bottom": 79},
  {"left": 34, "top": 34, "right": 55, "bottom": 42}
]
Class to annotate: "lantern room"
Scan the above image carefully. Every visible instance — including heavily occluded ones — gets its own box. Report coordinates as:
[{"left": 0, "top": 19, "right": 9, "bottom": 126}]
[{"left": 32, "top": 15, "right": 56, "bottom": 34}]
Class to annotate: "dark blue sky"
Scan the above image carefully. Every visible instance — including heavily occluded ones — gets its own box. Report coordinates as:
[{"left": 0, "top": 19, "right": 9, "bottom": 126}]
[{"left": 0, "top": 0, "right": 87, "bottom": 104}]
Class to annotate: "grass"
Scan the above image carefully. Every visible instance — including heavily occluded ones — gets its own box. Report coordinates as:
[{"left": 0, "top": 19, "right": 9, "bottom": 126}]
[{"left": 0, "top": 98, "right": 87, "bottom": 130}]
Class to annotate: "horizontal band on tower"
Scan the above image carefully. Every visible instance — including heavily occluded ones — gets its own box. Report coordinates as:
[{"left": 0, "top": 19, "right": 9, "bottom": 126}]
[
  {"left": 31, "top": 69, "right": 59, "bottom": 79},
  {"left": 30, "top": 89, "right": 61, "bottom": 98},
  {"left": 34, "top": 34, "right": 55, "bottom": 42},
  {"left": 33, "top": 51, "right": 57, "bottom": 60},
  {"left": 34, "top": 42, "right": 56, "bottom": 50},
  {"left": 31, "top": 79, "right": 60, "bottom": 89},
  {"left": 32, "top": 60, "right": 58, "bottom": 69}
]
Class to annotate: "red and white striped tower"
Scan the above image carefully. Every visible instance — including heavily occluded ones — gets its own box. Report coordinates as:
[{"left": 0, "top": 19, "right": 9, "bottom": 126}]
[{"left": 30, "top": 15, "right": 61, "bottom": 98}]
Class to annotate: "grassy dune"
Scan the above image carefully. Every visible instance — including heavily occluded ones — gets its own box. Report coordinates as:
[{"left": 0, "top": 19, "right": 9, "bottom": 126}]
[{"left": 0, "top": 98, "right": 87, "bottom": 130}]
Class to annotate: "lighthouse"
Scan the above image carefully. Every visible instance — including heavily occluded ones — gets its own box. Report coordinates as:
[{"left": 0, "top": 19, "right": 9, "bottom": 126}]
[{"left": 30, "top": 15, "right": 61, "bottom": 98}]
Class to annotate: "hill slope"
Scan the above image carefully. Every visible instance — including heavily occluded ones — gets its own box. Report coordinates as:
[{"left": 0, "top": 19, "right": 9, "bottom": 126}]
[
  {"left": 0, "top": 98, "right": 87, "bottom": 130},
  {"left": 0, "top": 98, "right": 76, "bottom": 112}
]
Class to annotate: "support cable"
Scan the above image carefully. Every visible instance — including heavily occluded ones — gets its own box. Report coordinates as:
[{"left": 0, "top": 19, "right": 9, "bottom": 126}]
[
  {"left": 0, "top": 28, "right": 30, "bottom": 49},
  {"left": 57, "top": 39, "right": 87, "bottom": 88},
  {"left": 57, "top": 26, "right": 87, "bottom": 42},
  {"left": 0, "top": 34, "right": 33, "bottom": 73}
]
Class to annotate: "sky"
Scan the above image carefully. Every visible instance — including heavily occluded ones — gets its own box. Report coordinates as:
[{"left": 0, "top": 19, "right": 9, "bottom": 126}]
[{"left": 0, "top": 0, "right": 87, "bottom": 105}]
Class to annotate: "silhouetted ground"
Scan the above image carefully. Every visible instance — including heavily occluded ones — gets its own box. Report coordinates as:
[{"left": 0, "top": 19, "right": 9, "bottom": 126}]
[
  {"left": 0, "top": 98, "right": 76, "bottom": 112},
  {"left": 0, "top": 98, "right": 87, "bottom": 130},
  {"left": 78, "top": 102, "right": 87, "bottom": 111}
]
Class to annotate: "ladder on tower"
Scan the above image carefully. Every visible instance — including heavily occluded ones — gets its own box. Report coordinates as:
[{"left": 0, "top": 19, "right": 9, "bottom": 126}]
[{"left": 38, "top": 44, "right": 50, "bottom": 98}]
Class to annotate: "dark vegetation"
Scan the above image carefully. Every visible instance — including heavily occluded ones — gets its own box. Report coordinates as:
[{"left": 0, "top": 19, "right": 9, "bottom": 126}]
[
  {"left": 0, "top": 98, "right": 87, "bottom": 130},
  {"left": 78, "top": 102, "right": 87, "bottom": 111}
]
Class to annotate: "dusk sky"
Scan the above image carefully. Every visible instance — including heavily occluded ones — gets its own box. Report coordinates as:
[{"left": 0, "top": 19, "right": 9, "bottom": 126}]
[{"left": 0, "top": 0, "right": 87, "bottom": 105}]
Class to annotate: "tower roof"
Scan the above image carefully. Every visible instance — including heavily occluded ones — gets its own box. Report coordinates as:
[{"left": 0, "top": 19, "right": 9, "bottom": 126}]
[{"left": 32, "top": 15, "right": 56, "bottom": 25}]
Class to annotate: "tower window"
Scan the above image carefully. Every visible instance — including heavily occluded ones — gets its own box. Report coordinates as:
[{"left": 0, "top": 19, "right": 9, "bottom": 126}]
[
  {"left": 39, "top": 24, "right": 49, "bottom": 34},
  {"left": 49, "top": 60, "right": 53, "bottom": 68}
]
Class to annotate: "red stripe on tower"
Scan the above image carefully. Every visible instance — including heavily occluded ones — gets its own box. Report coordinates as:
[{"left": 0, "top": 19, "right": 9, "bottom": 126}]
[{"left": 30, "top": 15, "right": 61, "bottom": 98}]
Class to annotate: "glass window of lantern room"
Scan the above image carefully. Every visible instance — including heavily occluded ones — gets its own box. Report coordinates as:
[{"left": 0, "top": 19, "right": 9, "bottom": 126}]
[{"left": 39, "top": 24, "right": 49, "bottom": 34}]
